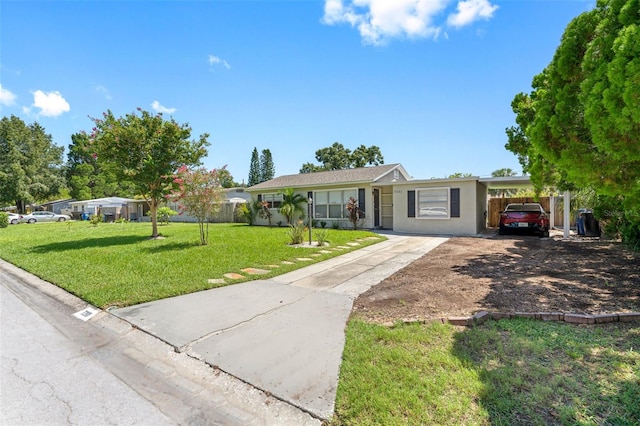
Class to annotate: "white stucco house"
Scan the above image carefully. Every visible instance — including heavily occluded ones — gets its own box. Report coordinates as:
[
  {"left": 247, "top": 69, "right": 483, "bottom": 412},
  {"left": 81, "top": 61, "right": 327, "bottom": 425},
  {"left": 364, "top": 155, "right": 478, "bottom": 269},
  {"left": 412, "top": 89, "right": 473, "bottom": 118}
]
[{"left": 246, "top": 164, "right": 532, "bottom": 236}]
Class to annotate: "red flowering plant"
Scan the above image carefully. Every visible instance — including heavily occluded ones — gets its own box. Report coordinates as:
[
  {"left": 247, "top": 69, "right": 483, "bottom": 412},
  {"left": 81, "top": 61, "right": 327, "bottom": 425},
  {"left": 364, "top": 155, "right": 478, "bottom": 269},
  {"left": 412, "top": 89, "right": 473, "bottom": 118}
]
[{"left": 168, "top": 165, "right": 226, "bottom": 245}]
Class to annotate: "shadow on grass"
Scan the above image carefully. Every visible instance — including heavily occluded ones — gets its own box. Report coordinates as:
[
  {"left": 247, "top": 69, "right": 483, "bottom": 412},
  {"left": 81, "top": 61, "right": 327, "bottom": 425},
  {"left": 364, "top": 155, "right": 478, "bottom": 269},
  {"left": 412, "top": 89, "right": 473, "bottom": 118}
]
[
  {"left": 31, "top": 235, "right": 149, "bottom": 253},
  {"left": 451, "top": 319, "right": 640, "bottom": 425},
  {"left": 140, "top": 241, "right": 201, "bottom": 253}
]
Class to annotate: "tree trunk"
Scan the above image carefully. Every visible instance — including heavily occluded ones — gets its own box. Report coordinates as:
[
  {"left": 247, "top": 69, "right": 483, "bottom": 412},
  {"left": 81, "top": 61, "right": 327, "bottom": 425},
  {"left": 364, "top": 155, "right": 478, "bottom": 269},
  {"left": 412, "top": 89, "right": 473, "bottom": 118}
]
[{"left": 150, "top": 199, "right": 159, "bottom": 238}]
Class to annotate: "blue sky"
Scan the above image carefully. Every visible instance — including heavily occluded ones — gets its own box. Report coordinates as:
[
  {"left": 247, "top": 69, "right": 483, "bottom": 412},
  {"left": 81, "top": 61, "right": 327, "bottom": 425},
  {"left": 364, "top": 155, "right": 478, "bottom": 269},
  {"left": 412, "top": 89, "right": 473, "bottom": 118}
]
[{"left": 1, "top": 0, "right": 593, "bottom": 184}]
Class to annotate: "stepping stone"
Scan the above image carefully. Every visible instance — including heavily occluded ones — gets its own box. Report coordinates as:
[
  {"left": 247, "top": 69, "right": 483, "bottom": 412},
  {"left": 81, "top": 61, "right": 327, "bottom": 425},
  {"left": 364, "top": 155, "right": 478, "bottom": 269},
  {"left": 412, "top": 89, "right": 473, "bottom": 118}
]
[
  {"left": 346, "top": 242, "right": 361, "bottom": 246},
  {"left": 266, "top": 264, "right": 280, "bottom": 268},
  {"left": 223, "top": 273, "right": 244, "bottom": 280},
  {"left": 241, "top": 268, "right": 270, "bottom": 275},
  {"left": 336, "top": 246, "right": 350, "bottom": 249},
  {"left": 364, "top": 236, "right": 380, "bottom": 240},
  {"left": 207, "top": 278, "right": 225, "bottom": 285},
  {"left": 311, "top": 253, "right": 322, "bottom": 257},
  {"left": 319, "top": 250, "right": 332, "bottom": 254},
  {"left": 281, "top": 261, "right": 295, "bottom": 265},
  {"left": 296, "top": 258, "right": 313, "bottom": 262}
]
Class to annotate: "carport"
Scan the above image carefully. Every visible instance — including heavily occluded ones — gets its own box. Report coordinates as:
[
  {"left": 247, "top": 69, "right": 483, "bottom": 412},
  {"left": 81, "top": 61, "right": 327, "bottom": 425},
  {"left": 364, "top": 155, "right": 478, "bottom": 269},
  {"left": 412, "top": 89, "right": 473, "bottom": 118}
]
[{"left": 479, "top": 176, "right": 572, "bottom": 238}]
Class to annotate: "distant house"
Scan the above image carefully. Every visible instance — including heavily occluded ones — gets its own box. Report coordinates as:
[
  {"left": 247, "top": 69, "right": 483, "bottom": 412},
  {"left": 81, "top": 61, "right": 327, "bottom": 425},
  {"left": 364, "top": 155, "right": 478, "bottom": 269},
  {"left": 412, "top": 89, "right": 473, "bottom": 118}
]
[
  {"left": 38, "top": 198, "right": 75, "bottom": 215},
  {"left": 163, "top": 187, "right": 250, "bottom": 223},
  {"left": 246, "top": 164, "right": 532, "bottom": 236},
  {"left": 69, "top": 197, "right": 142, "bottom": 221}
]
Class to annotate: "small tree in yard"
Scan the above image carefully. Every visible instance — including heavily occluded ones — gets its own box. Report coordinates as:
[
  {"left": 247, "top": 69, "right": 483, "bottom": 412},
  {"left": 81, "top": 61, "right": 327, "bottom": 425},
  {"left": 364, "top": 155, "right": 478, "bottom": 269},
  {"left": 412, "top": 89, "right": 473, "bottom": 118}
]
[
  {"left": 257, "top": 201, "right": 273, "bottom": 227},
  {"left": 278, "top": 188, "right": 306, "bottom": 225},
  {"left": 89, "top": 109, "right": 209, "bottom": 239},
  {"left": 170, "top": 166, "right": 225, "bottom": 245},
  {"left": 157, "top": 206, "right": 177, "bottom": 225},
  {"left": 346, "top": 196, "right": 363, "bottom": 229}
]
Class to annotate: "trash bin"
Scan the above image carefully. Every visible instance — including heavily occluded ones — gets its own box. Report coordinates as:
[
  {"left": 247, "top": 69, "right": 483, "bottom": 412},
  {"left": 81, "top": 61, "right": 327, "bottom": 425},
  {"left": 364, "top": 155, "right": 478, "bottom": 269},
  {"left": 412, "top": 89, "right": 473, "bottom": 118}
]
[
  {"left": 583, "top": 212, "right": 600, "bottom": 237},
  {"left": 81, "top": 212, "right": 90, "bottom": 221},
  {"left": 103, "top": 213, "right": 114, "bottom": 223}
]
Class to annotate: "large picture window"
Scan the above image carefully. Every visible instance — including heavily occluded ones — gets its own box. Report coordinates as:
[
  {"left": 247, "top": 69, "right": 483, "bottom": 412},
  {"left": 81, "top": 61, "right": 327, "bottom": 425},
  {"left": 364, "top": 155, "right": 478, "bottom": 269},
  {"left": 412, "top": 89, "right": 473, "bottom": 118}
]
[
  {"left": 407, "top": 187, "right": 460, "bottom": 219},
  {"left": 313, "top": 188, "right": 358, "bottom": 219},
  {"left": 259, "top": 193, "right": 283, "bottom": 209}
]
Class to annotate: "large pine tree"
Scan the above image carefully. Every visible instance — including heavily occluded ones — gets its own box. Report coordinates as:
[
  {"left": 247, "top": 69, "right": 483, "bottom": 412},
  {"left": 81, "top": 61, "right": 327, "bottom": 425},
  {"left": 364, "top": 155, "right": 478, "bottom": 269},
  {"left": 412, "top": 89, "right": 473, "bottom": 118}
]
[
  {"left": 248, "top": 147, "right": 260, "bottom": 187},
  {"left": 260, "top": 149, "right": 275, "bottom": 183}
]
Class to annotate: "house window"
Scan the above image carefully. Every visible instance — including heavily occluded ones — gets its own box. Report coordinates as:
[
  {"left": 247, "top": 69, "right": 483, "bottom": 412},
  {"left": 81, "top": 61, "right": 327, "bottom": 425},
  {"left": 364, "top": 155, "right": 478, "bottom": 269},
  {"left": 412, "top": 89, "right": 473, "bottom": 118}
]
[
  {"left": 312, "top": 188, "right": 358, "bottom": 219},
  {"left": 407, "top": 187, "right": 460, "bottom": 219},
  {"left": 260, "top": 193, "right": 283, "bottom": 209}
]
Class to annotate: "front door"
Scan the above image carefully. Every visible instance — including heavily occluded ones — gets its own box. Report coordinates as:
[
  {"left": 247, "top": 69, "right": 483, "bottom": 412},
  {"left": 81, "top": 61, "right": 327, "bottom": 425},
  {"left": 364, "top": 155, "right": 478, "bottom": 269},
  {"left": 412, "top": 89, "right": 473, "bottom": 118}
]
[{"left": 373, "top": 188, "right": 380, "bottom": 228}]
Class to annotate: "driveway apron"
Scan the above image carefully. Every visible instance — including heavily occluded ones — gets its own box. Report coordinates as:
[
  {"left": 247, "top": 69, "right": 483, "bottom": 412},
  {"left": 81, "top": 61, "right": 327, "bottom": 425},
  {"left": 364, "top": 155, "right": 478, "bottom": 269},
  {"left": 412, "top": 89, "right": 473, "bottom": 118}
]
[{"left": 112, "top": 233, "right": 448, "bottom": 420}]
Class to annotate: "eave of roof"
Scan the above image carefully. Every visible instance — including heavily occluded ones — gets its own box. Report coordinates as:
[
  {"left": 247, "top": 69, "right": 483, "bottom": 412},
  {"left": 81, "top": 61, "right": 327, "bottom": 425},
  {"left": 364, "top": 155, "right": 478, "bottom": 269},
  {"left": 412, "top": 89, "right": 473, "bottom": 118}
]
[{"left": 246, "top": 164, "right": 403, "bottom": 191}]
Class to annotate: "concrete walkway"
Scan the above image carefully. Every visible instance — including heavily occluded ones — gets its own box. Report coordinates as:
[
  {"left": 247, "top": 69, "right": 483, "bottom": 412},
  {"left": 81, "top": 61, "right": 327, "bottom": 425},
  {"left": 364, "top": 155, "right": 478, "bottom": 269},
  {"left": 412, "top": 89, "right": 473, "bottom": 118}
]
[{"left": 112, "top": 233, "right": 448, "bottom": 420}]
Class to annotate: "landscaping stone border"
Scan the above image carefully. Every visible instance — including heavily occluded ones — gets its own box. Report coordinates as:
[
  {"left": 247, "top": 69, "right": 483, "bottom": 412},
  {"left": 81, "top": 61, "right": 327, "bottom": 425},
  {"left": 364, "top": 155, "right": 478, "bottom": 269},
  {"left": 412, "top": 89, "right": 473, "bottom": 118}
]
[{"left": 440, "top": 311, "right": 640, "bottom": 327}]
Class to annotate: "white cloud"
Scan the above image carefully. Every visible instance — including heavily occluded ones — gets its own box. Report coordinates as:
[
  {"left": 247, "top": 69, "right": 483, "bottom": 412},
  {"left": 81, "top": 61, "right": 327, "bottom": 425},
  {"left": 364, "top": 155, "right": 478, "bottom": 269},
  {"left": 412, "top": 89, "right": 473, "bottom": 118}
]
[
  {"left": 32, "top": 90, "right": 70, "bottom": 117},
  {"left": 95, "top": 85, "right": 112, "bottom": 100},
  {"left": 447, "top": 0, "right": 498, "bottom": 28},
  {"left": 322, "top": 0, "right": 447, "bottom": 45},
  {"left": 208, "top": 54, "right": 231, "bottom": 70},
  {"left": 151, "top": 100, "right": 176, "bottom": 114},
  {"left": 323, "top": 0, "right": 498, "bottom": 44},
  {"left": 0, "top": 84, "right": 17, "bottom": 106}
]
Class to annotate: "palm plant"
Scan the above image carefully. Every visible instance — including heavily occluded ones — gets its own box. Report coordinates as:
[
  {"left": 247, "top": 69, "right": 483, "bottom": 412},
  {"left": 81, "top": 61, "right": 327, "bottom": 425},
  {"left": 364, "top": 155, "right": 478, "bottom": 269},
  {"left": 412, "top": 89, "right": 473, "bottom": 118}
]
[{"left": 278, "top": 188, "right": 307, "bottom": 225}]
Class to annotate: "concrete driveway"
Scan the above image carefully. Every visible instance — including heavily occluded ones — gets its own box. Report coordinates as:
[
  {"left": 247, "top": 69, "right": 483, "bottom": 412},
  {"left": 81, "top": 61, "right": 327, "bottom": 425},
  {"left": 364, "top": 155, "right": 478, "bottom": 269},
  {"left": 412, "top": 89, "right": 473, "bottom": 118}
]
[{"left": 112, "top": 233, "right": 448, "bottom": 420}]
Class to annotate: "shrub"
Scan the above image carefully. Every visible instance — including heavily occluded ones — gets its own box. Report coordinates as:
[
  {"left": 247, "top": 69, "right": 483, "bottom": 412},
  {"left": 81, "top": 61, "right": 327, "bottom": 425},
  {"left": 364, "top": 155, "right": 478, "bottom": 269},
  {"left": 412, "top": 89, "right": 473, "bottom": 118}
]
[
  {"left": 89, "top": 214, "right": 102, "bottom": 227},
  {"left": 346, "top": 196, "right": 363, "bottom": 229},
  {"left": 287, "top": 220, "right": 306, "bottom": 245},
  {"left": 0, "top": 212, "right": 8, "bottom": 228},
  {"left": 315, "top": 229, "right": 329, "bottom": 246},
  {"left": 331, "top": 221, "right": 342, "bottom": 230},
  {"left": 157, "top": 206, "right": 177, "bottom": 225},
  {"left": 320, "top": 221, "right": 327, "bottom": 229}
]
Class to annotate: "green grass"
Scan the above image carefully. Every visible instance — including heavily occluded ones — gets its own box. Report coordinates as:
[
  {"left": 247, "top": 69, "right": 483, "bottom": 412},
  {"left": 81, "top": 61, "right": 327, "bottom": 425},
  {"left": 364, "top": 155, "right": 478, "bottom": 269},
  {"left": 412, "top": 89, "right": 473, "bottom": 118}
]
[
  {"left": 0, "top": 221, "right": 383, "bottom": 308},
  {"left": 332, "top": 318, "right": 640, "bottom": 425}
]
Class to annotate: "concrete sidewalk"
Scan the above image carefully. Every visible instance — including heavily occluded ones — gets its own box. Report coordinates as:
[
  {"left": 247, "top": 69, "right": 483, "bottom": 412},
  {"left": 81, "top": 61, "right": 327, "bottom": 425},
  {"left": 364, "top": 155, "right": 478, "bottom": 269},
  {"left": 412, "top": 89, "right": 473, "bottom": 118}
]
[{"left": 112, "top": 233, "right": 448, "bottom": 420}]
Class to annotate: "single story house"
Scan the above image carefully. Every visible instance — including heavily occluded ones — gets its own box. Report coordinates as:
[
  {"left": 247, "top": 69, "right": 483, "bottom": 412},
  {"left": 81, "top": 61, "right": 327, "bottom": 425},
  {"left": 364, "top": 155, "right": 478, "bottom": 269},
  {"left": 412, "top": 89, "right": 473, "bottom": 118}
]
[
  {"left": 38, "top": 198, "right": 76, "bottom": 215},
  {"left": 163, "top": 187, "right": 250, "bottom": 223},
  {"left": 246, "top": 164, "right": 533, "bottom": 236},
  {"left": 69, "top": 197, "right": 142, "bottom": 221}
]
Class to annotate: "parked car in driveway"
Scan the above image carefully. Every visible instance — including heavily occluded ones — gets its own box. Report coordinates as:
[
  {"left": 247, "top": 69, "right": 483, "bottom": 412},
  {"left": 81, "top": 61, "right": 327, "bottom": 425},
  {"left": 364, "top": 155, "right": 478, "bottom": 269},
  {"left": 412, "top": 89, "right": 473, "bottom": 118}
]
[
  {"left": 499, "top": 203, "right": 550, "bottom": 237},
  {"left": 7, "top": 213, "right": 22, "bottom": 225},
  {"left": 20, "top": 211, "right": 72, "bottom": 223}
]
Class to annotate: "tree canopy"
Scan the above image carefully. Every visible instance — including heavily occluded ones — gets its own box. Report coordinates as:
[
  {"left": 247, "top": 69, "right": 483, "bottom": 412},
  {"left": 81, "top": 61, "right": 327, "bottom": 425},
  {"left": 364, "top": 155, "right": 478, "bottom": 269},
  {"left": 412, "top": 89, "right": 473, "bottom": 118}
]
[
  {"left": 248, "top": 147, "right": 260, "bottom": 187},
  {"left": 67, "top": 131, "right": 136, "bottom": 200},
  {"left": 89, "top": 109, "right": 209, "bottom": 238},
  {"left": 0, "top": 115, "right": 66, "bottom": 212},
  {"left": 259, "top": 149, "right": 275, "bottom": 182},
  {"left": 505, "top": 0, "right": 640, "bottom": 244},
  {"left": 300, "top": 142, "right": 384, "bottom": 173}
]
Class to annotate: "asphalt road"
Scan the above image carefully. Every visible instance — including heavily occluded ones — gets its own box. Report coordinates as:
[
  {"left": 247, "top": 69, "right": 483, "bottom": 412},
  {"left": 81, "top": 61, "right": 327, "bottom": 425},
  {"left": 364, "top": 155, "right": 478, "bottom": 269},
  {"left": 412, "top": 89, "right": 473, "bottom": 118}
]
[{"left": 0, "top": 259, "right": 319, "bottom": 426}]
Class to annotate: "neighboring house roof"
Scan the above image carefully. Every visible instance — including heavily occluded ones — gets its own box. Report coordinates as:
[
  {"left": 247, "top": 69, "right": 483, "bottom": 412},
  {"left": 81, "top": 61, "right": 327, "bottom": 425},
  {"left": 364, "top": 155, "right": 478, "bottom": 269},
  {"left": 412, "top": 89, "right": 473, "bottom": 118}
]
[
  {"left": 247, "top": 164, "right": 408, "bottom": 191},
  {"left": 69, "top": 197, "right": 140, "bottom": 207},
  {"left": 39, "top": 198, "right": 75, "bottom": 206}
]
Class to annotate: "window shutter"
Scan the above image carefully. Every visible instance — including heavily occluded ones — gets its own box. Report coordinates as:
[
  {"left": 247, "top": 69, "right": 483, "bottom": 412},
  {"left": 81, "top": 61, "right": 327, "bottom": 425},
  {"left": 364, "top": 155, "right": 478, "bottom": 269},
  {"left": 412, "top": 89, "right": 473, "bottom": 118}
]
[
  {"left": 358, "top": 188, "right": 365, "bottom": 217},
  {"left": 450, "top": 188, "right": 460, "bottom": 218},
  {"left": 408, "top": 191, "right": 415, "bottom": 218},
  {"left": 257, "top": 194, "right": 262, "bottom": 202},
  {"left": 307, "top": 191, "right": 313, "bottom": 201}
]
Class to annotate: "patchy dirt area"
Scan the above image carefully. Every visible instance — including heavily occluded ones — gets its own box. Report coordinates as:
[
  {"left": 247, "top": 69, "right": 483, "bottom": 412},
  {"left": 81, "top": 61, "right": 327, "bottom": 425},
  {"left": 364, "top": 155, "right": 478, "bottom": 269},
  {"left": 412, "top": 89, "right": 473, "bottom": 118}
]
[{"left": 353, "top": 231, "right": 640, "bottom": 325}]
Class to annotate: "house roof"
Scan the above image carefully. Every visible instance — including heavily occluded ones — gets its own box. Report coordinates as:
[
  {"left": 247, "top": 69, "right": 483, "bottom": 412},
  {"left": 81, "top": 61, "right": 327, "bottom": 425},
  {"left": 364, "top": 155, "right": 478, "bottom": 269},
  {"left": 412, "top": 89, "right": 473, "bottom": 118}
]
[
  {"left": 247, "top": 164, "right": 407, "bottom": 191},
  {"left": 69, "top": 197, "right": 139, "bottom": 206}
]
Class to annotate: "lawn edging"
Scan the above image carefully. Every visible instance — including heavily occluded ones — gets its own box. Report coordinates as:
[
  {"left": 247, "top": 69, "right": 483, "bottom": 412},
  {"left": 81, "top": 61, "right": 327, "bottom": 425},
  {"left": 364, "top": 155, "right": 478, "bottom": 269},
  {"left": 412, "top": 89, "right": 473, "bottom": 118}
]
[{"left": 421, "top": 310, "right": 640, "bottom": 327}]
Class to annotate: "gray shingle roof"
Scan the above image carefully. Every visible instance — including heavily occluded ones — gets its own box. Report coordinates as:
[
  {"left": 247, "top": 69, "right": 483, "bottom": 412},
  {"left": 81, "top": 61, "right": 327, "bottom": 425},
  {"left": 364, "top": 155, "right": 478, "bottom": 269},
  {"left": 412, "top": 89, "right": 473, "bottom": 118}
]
[{"left": 247, "top": 164, "right": 402, "bottom": 191}]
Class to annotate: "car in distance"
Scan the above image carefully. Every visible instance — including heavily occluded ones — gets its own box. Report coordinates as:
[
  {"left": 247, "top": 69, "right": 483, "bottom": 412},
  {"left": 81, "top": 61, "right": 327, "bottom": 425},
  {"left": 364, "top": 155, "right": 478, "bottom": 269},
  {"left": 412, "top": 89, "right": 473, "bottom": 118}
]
[
  {"left": 499, "top": 203, "right": 550, "bottom": 237},
  {"left": 20, "top": 211, "right": 72, "bottom": 223},
  {"left": 7, "top": 213, "right": 22, "bottom": 225}
]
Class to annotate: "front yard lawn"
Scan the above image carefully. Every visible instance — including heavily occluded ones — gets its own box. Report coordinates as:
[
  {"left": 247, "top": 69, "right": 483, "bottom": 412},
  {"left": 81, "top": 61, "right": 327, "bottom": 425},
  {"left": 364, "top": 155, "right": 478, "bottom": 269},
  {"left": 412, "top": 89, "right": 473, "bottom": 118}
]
[{"left": 0, "top": 221, "right": 383, "bottom": 308}]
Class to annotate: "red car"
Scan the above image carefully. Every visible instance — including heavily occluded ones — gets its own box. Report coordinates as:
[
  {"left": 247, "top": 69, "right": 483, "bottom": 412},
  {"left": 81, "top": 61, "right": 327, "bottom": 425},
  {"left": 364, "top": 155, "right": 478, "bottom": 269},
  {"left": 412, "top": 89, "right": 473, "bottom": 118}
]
[{"left": 499, "top": 203, "right": 550, "bottom": 237}]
